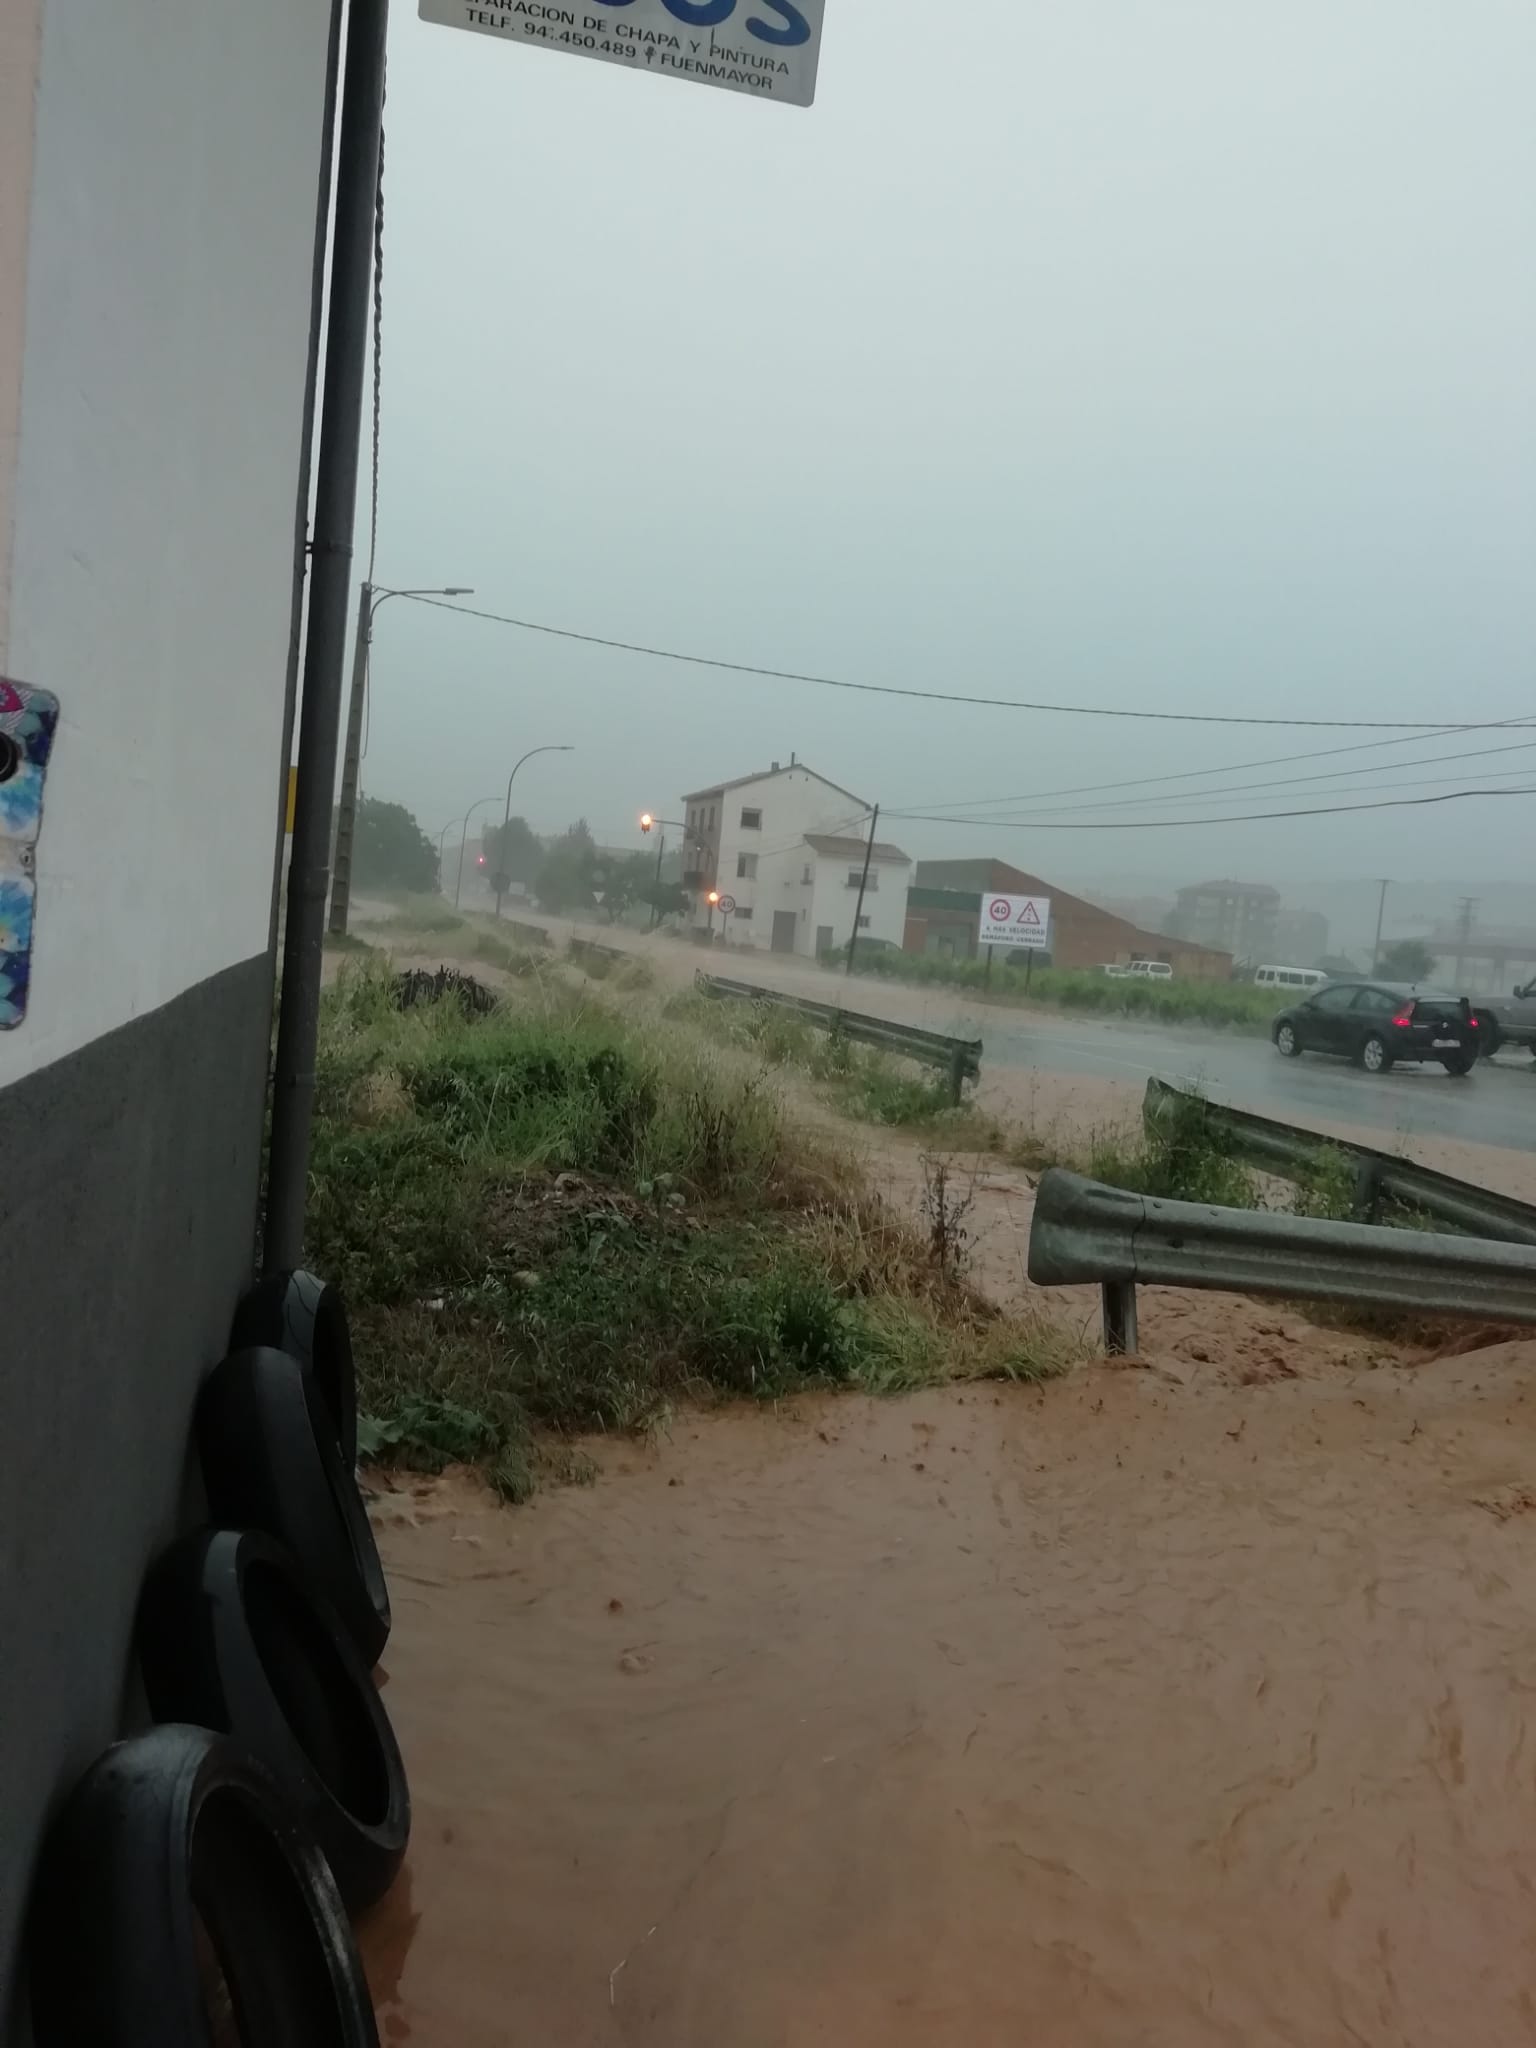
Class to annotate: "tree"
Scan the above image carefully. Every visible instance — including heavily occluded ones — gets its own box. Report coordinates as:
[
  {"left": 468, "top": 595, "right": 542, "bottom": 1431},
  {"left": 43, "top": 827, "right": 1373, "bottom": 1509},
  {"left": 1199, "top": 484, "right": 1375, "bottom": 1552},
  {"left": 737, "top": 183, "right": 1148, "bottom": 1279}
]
[
  {"left": 1377, "top": 939, "right": 1436, "bottom": 982},
  {"left": 352, "top": 796, "right": 437, "bottom": 894},
  {"left": 596, "top": 852, "right": 655, "bottom": 922},
  {"left": 483, "top": 815, "right": 543, "bottom": 890},
  {"left": 533, "top": 820, "right": 598, "bottom": 913}
]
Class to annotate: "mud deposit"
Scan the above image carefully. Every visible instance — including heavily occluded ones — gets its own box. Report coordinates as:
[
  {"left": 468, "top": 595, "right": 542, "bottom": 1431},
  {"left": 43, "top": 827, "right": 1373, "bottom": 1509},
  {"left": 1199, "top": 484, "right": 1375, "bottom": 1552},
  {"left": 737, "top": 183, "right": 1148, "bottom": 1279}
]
[{"left": 361, "top": 1350, "right": 1536, "bottom": 2046}]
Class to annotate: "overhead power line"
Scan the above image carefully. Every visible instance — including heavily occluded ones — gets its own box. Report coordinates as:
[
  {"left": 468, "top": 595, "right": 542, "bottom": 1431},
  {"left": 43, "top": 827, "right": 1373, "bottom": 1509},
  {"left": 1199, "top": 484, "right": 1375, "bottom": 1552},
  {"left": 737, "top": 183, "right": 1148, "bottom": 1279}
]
[
  {"left": 399, "top": 593, "right": 1528, "bottom": 734},
  {"left": 893, "top": 717, "right": 1536, "bottom": 817},
  {"left": 902, "top": 740, "right": 1536, "bottom": 824},
  {"left": 884, "top": 787, "right": 1536, "bottom": 832}
]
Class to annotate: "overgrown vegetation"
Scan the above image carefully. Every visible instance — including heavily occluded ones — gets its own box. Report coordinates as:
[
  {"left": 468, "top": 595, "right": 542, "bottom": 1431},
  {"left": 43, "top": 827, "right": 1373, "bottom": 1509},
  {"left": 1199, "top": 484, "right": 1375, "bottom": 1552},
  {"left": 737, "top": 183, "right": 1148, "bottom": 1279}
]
[
  {"left": 665, "top": 989, "right": 980, "bottom": 1131},
  {"left": 834, "top": 949, "right": 1279, "bottom": 1032},
  {"left": 307, "top": 963, "right": 1076, "bottom": 1498}
]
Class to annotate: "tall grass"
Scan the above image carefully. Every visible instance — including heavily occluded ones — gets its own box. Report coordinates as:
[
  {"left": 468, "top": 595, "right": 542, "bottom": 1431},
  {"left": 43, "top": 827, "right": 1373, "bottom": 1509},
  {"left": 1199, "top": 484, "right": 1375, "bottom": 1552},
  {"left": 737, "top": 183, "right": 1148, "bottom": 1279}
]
[
  {"left": 308, "top": 962, "right": 1063, "bottom": 1498},
  {"left": 835, "top": 949, "right": 1277, "bottom": 1032}
]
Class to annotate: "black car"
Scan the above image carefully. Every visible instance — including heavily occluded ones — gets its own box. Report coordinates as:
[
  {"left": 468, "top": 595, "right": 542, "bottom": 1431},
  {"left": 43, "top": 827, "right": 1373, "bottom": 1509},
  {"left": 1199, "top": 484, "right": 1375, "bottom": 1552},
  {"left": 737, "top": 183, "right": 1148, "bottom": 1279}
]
[{"left": 1271, "top": 980, "right": 1479, "bottom": 1075}]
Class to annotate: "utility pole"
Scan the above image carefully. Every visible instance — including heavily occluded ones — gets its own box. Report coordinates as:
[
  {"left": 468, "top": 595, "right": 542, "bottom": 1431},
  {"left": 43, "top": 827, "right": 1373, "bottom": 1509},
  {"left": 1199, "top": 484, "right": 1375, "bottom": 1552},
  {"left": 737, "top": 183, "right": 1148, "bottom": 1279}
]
[
  {"left": 265, "top": 0, "right": 389, "bottom": 1278},
  {"left": 1370, "top": 878, "right": 1390, "bottom": 973},
  {"left": 845, "top": 806, "right": 879, "bottom": 977},
  {"left": 328, "top": 579, "right": 374, "bottom": 934},
  {"left": 1454, "top": 895, "right": 1477, "bottom": 984},
  {"left": 330, "top": 578, "right": 471, "bottom": 936}
]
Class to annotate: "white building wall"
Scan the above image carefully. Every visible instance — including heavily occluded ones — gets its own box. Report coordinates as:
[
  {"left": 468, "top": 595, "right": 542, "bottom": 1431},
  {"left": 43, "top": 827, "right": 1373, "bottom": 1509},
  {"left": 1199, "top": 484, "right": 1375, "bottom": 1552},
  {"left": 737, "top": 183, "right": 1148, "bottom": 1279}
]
[
  {"left": 1, "top": 0, "right": 329, "bottom": 1081},
  {"left": 692, "top": 765, "right": 867, "bottom": 946},
  {"left": 807, "top": 851, "right": 910, "bottom": 958}
]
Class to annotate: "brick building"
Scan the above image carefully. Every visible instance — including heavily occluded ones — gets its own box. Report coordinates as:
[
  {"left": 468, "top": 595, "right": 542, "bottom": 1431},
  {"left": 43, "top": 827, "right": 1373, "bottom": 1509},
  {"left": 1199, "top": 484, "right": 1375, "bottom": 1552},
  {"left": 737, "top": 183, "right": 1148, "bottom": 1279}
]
[{"left": 906, "top": 860, "right": 1232, "bottom": 980}]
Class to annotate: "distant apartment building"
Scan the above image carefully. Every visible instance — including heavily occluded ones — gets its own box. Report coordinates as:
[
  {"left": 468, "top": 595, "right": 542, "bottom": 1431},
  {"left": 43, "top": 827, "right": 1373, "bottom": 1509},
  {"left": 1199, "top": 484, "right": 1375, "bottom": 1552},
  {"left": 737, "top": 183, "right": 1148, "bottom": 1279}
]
[
  {"left": 679, "top": 762, "right": 910, "bottom": 957},
  {"left": 908, "top": 861, "right": 1232, "bottom": 979},
  {"left": 1167, "top": 880, "right": 1280, "bottom": 963}
]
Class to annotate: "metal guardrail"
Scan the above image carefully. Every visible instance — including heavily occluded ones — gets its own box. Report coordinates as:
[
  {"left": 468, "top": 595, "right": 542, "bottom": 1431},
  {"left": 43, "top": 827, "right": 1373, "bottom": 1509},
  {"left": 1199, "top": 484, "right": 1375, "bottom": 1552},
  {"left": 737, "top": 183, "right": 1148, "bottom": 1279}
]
[
  {"left": 501, "top": 916, "right": 549, "bottom": 947},
  {"left": 696, "top": 972, "right": 982, "bottom": 1104},
  {"left": 568, "top": 935, "right": 625, "bottom": 966},
  {"left": 1028, "top": 1168, "right": 1536, "bottom": 1353},
  {"left": 1143, "top": 1077, "right": 1536, "bottom": 1248}
]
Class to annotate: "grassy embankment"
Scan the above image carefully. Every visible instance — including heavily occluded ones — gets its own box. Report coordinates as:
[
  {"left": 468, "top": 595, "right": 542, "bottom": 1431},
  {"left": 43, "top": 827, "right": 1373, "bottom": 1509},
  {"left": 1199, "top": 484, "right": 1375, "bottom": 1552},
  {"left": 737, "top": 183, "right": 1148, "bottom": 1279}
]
[
  {"left": 834, "top": 948, "right": 1278, "bottom": 1033},
  {"left": 305, "top": 964, "right": 1080, "bottom": 1500}
]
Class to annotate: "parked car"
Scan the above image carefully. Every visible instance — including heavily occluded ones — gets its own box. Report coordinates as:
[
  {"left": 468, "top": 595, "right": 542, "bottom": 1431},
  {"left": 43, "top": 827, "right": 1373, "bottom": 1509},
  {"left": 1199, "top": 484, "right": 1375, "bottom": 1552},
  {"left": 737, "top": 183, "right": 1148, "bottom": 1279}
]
[
  {"left": 1254, "top": 963, "right": 1328, "bottom": 994},
  {"left": 1271, "top": 980, "right": 1479, "bottom": 1075},
  {"left": 1127, "top": 959, "right": 1173, "bottom": 979},
  {"left": 1472, "top": 978, "right": 1536, "bottom": 1059}
]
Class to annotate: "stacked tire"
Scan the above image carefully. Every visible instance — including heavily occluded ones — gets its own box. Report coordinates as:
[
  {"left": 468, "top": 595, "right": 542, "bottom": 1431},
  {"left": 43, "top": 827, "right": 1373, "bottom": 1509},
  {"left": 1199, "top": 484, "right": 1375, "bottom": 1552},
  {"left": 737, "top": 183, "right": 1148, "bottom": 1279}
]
[{"left": 28, "top": 1272, "right": 402, "bottom": 2046}]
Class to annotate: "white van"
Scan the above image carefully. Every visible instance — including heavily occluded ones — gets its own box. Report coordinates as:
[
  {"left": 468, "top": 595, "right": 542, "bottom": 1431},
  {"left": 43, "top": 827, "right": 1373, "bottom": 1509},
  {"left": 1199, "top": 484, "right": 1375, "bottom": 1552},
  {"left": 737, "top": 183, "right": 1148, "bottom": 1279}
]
[
  {"left": 1254, "top": 964, "right": 1327, "bottom": 992},
  {"left": 1127, "top": 959, "right": 1173, "bottom": 979}
]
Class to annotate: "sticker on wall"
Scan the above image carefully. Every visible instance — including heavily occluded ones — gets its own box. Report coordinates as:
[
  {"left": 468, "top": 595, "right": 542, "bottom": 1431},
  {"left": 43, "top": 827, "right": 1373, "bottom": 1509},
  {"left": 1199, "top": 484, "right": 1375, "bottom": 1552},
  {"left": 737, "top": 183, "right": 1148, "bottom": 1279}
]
[{"left": 0, "top": 677, "right": 60, "bottom": 1029}]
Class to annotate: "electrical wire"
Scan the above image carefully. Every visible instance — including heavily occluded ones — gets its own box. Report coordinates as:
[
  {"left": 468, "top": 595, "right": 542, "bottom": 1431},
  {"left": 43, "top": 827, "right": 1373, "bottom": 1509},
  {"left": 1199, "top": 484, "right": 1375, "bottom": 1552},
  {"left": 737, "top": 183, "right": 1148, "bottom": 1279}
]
[
  {"left": 396, "top": 593, "right": 1525, "bottom": 733},
  {"left": 901, "top": 740, "right": 1536, "bottom": 824},
  {"left": 891, "top": 717, "right": 1536, "bottom": 818},
  {"left": 884, "top": 786, "right": 1536, "bottom": 831}
]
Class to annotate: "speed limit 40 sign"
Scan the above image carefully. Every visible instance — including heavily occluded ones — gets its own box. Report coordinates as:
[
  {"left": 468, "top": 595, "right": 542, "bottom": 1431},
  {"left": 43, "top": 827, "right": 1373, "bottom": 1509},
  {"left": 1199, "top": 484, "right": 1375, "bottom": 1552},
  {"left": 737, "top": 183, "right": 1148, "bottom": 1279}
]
[{"left": 978, "top": 893, "right": 1050, "bottom": 950}]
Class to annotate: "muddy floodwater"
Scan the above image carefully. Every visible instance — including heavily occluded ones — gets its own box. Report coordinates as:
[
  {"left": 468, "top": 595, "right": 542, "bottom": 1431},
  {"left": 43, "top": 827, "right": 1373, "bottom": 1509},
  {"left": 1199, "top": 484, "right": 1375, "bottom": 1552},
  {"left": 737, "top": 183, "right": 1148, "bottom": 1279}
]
[{"left": 360, "top": 1348, "right": 1536, "bottom": 2046}]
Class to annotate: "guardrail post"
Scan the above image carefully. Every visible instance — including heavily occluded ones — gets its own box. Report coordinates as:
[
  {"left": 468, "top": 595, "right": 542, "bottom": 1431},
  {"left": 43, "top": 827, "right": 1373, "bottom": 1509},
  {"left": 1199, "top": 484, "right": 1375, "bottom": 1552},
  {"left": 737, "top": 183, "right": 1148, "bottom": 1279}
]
[
  {"left": 1353, "top": 1156, "right": 1382, "bottom": 1224},
  {"left": 1102, "top": 1279, "right": 1138, "bottom": 1355},
  {"left": 948, "top": 1044, "right": 965, "bottom": 1106}
]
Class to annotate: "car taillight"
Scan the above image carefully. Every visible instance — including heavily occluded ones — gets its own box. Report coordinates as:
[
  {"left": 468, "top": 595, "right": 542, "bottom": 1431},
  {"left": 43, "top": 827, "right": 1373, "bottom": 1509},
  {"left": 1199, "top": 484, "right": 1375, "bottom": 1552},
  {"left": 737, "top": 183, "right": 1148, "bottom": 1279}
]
[
  {"left": 1469, "top": 1015, "right": 1479, "bottom": 1029},
  {"left": 1391, "top": 1011, "right": 1413, "bottom": 1028}
]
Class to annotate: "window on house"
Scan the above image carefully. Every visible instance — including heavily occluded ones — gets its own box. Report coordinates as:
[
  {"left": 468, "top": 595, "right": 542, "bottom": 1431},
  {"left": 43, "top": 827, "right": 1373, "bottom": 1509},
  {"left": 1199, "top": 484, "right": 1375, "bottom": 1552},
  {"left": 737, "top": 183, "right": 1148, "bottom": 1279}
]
[
  {"left": 708, "top": 805, "right": 716, "bottom": 829},
  {"left": 740, "top": 807, "right": 762, "bottom": 830},
  {"left": 856, "top": 914, "right": 872, "bottom": 929},
  {"left": 733, "top": 904, "right": 752, "bottom": 920},
  {"left": 845, "top": 869, "right": 878, "bottom": 891},
  {"left": 736, "top": 852, "right": 758, "bottom": 881},
  {"left": 801, "top": 865, "right": 813, "bottom": 885}
]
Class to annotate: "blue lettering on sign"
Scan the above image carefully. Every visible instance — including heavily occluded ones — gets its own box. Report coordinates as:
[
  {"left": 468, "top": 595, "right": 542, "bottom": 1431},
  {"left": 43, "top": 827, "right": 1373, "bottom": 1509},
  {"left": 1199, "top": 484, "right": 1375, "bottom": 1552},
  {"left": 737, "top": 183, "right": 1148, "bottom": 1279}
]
[{"left": 584, "top": 0, "right": 810, "bottom": 45}]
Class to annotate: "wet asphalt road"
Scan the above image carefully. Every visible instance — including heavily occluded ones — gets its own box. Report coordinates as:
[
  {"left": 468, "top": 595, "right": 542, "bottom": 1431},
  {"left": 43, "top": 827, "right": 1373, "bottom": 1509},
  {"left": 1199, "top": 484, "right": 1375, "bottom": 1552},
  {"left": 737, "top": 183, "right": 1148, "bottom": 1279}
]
[{"left": 976, "top": 1010, "right": 1536, "bottom": 1154}]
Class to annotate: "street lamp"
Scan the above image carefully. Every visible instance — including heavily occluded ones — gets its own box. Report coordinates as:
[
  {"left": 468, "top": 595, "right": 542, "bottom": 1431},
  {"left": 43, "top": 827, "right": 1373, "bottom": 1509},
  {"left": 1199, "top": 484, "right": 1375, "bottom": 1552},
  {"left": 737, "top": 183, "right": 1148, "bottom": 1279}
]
[
  {"left": 494, "top": 746, "right": 575, "bottom": 920},
  {"left": 639, "top": 812, "right": 692, "bottom": 930},
  {"left": 452, "top": 795, "right": 502, "bottom": 910},
  {"left": 329, "top": 580, "right": 474, "bottom": 936}
]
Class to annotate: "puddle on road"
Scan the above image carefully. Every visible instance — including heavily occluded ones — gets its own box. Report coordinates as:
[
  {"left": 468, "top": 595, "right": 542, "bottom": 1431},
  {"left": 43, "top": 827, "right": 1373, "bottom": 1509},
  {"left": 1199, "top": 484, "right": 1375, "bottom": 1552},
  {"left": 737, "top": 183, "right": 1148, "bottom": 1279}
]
[{"left": 359, "top": 1351, "right": 1536, "bottom": 2047}]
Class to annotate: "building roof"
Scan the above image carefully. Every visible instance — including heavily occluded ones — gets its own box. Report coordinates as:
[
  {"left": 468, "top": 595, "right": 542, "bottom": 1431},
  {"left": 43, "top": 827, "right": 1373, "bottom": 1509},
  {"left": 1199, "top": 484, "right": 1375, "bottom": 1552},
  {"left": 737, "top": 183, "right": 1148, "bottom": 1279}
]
[
  {"left": 804, "top": 833, "right": 911, "bottom": 864},
  {"left": 679, "top": 762, "right": 868, "bottom": 808},
  {"left": 1177, "top": 879, "right": 1281, "bottom": 902}
]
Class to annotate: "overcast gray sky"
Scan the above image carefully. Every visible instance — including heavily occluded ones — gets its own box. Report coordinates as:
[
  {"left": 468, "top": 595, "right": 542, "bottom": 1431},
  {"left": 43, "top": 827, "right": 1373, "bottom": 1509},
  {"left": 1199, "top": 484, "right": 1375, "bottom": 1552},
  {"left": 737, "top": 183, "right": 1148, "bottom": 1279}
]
[{"left": 358, "top": 0, "right": 1536, "bottom": 936}]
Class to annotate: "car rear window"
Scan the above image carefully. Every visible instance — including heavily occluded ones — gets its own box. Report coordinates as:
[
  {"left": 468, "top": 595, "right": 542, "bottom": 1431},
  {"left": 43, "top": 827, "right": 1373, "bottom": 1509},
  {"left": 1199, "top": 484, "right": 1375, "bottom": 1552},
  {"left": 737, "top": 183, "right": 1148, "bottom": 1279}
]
[{"left": 1409, "top": 998, "right": 1468, "bottom": 1024}]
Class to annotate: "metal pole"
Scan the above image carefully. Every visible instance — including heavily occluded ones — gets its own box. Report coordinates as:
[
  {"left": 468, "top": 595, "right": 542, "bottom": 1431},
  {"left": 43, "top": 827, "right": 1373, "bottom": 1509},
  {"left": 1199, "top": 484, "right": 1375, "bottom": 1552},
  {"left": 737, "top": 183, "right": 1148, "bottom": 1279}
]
[
  {"left": 1370, "top": 879, "right": 1389, "bottom": 973},
  {"left": 1101, "top": 1280, "right": 1138, "bottom": 1355},
  {"left": 327, "top": 579, "right": 373, "bottom": 937},
  {"left": 265, "top": 0, "right": 389, "bottom": 1278},
  {"left": 649, "top": 829, "right": 665, "bottom": 931},
  {"left": 1024, "top": 949, "right": 1034, "bottom": 997},
  {"left": 494, "top": 745, "right": 572, "bottom": 920},
  {"left": 984, "top": 944, "right": 993, "bottom": 991},
  {"left": 454, "top": 795, "right": 499, "bottom": 909},
  {"left": 844, "top": 805, "right": 879, "bottom": 977}
]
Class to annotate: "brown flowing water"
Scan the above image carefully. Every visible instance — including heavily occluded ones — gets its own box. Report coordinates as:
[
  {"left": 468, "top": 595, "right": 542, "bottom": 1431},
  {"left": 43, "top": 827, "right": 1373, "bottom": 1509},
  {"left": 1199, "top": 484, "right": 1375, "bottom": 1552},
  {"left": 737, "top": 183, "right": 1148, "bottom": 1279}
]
[{"left": 361, "top": 1347, "right": 1536, "bottom": 2046}]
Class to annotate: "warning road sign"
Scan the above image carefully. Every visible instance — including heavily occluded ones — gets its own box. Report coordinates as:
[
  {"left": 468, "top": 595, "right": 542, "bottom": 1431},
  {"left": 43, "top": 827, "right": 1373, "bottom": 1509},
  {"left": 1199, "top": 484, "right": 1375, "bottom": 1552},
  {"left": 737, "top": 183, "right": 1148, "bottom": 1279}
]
[{"left": 978, "top": 892, "right": 1051, "bottom": 950}]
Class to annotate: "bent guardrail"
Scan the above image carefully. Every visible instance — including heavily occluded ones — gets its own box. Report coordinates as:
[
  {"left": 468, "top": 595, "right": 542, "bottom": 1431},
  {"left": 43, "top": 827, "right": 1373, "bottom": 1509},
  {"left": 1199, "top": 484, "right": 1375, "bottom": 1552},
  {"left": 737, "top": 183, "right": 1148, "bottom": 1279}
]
[
  {"left": 1143, "top": 1077, "right": 1536, "bottom": 1248},
  {"left": 1027, "top": 1167, "right": 1536, "bottom": 1354},
  {"left": 695, "top": 972, "right": 982, "bottom": 1104}
]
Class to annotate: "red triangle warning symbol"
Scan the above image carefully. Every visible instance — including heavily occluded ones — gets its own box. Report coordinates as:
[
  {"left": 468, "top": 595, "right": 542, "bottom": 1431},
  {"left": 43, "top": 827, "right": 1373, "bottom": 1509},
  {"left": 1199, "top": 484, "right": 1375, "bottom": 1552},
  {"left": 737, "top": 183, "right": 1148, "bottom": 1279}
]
[{"left": 1019, "top": 900, "right": 1041, "bottom": 925}]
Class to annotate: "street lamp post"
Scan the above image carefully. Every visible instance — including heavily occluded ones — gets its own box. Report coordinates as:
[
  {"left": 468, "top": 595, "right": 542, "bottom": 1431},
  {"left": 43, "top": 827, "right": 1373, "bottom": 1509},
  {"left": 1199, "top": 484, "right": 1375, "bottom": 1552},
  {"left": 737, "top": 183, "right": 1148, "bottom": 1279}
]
[
  {"left": 493, "top": 746, "right": 574, "bottom": 921},
  {"left": 639, "top": 813, "right": 692, "bottom": 930},
  {"left": 452, "top": 795, "right": 502, "bottom": 910},
  {"left": 329, "top": 580, "right": 473, "bottom": 935}
]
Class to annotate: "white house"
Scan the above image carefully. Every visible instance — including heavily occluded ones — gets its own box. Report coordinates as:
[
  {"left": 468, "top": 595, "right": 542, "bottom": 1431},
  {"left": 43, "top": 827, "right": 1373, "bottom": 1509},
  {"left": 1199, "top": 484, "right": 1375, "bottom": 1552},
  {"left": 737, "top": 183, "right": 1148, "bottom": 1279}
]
[{"left": 679, "top": 762, "right": 911, "bottom": 957}]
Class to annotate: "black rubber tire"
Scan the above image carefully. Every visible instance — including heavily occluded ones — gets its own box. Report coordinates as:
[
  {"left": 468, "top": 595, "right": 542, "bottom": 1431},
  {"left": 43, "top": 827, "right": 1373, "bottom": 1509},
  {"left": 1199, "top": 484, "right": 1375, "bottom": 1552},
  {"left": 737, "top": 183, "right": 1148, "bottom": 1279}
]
[
  {"left": 198, "top": 1348, "right": 390, "bottom": 1666},
  {"left": 1441, "top": 1057, "right": 1474, "bottom": 1077},
  {"left": 28, "top": 1724, "right": 379, "bottom": 2047},
  {"left": 1480, "top": 1022, "right": 1503, "bottom": 1058},
  {"left": 1274, "top": 1021, "right": 1302, "bottom": 1058},
  {"left": 230, "top": 1271, "right": 358, "bottom": 1467},
  {"left": 1359, "top": 1034, "right": 1392, "bottom": 1074},
  {"left": 139, "top": 1530, "right": 409, "bottom": 1910}
]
